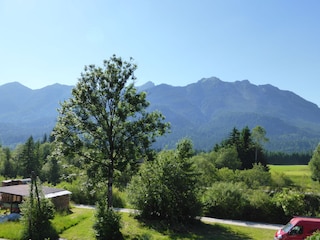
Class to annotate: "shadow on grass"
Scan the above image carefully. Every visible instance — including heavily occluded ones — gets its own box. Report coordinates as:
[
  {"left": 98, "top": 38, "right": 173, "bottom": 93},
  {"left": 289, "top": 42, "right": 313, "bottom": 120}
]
[{"left": 135, "top": 217, "right": 253, "bottom": 240}]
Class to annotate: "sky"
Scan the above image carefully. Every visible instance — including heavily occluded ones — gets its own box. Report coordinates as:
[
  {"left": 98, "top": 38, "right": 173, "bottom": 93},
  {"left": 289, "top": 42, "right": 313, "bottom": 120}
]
[{"left": 1, "top": 0, "right": 320, "bottom": 106}]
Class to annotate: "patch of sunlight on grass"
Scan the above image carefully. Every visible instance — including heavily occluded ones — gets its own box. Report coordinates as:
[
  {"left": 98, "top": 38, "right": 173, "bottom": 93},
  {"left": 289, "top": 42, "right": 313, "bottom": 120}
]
[{"left": 0, "top": 221, "right": 22, "bottom": 240}]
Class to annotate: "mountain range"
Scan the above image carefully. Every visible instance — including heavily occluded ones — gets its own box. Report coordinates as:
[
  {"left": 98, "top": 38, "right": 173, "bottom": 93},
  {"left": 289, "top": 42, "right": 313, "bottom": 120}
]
[{"left": 0, "top": 78, "right": 319, "bottom": 152}]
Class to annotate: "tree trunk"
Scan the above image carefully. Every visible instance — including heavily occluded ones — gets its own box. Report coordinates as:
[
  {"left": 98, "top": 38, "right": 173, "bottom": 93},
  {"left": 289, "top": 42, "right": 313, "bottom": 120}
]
[
  {"left": 107, "top": 160, "right": 114, "bottom": 209},
  {"left": 255, "top": 146, "right": 258, "bottom": 163}
]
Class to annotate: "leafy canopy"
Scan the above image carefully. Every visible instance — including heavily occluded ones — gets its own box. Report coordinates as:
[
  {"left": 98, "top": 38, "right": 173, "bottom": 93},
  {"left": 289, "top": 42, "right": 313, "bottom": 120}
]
[
  {"left": 128, "top": 138, "right": 201, "bottom": 225},
  {"left": 309, "top": 143, "right": 320, "bottom": 182},
  {"left": 52, "top": 55, "right": 169, "bottom": 208}
]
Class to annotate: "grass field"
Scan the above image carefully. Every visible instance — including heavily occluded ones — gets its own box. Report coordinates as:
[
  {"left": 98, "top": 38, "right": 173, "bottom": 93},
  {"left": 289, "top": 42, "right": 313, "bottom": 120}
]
[
  {"left": 0, "top": 207, "right": 276, "bottom": 240},
  {"left": 269, "top": 164, "right": 320, "bottom": 191}
]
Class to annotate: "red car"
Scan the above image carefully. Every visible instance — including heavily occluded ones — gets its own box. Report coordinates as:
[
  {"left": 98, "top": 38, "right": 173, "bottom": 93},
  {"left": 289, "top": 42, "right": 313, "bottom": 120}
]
[{"left": 274, "top": 217, "right": 320, "bottom": 240}]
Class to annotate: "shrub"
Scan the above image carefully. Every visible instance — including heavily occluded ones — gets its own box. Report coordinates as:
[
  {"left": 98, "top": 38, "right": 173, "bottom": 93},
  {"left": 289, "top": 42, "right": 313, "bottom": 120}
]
[
  {"left": 93, "top": 199, "right": 123, "bottom": 240},
  {"left": 236, "top": 163, "right": 271, "bottom": 188},
  {"left": 128, "top": 150, "right": 201, "bottom": 225},
  {"left": 272, "top": 190, "right": 305, "bottom": 217},
  {"left": 271, "top": 172, "right": 293, "bottom": 189},
  {"left": 243, "top": 189, "right": 284, "bottom": 223},
  {"left": 57, "top": 179, "right": 126, "bottom": 207},
  {"left": 306, "top": 230, "right": 320, "bottom": 239},
  {"left": 202, "top": 182, "right": 248, "bottom": 219},
  {"left": 304, "top": 193, "right": 320, "bottom": 217},
  {"left": 192, "top": 153, "right": 218, "bottom": 187},
  {"left": 214, "top": 146, "right": 241, "bottom": 170},
  {"left": 216, "top": 167, "right": 237, "bottom": 182}
]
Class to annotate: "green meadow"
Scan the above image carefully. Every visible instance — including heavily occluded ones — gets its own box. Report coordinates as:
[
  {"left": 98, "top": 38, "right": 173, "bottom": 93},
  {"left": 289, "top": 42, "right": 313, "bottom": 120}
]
[{"left": 269, "top": 164, "right": 320, "bottom": 191}]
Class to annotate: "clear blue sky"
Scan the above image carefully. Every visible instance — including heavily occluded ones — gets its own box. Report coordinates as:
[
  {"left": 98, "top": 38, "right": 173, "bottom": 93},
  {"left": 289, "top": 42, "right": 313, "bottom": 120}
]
[{"left": 1, "top": 0, "right": 320, "bottom": 106}]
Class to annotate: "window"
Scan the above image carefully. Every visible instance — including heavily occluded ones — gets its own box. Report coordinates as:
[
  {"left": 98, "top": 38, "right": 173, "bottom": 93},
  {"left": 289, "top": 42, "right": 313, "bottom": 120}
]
[{"left": 290, "top": 225, "right": 303, "bottom": 235}]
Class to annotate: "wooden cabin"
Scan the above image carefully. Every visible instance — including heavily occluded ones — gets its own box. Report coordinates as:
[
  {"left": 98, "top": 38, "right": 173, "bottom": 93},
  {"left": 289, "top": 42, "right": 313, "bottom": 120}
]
[{"left": 0, "top": 180, "right": 71, "bottom": 212}]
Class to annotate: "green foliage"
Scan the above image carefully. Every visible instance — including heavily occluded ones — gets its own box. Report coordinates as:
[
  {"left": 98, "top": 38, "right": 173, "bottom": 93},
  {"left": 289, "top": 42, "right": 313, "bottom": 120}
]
[
  {"left": 309, "top": 144, "right": 320, "bottom": 182},
  {"left": 192, "top": 153, "right": 218, "bottom": 187},
  {"left": 215, "top": 126, "right": 268, "bottom": 169},
  {"left": 306, "top": 230, "right": 320, "bottom": 239},
  {"left": 1, "top": 147, "right": 15, "bottom": 178},
  {"left": 93, "top": 199, "right": 123, "bottom": 240},
  {"left": 57, "top": 178, "right": 96, "bottom": 205},
  {"left": 216, "top": 167, "right": 237, "bottom": 182},
  {"left": 176, "top": 138, "right": 195, "bottom": 159},
  {"left": 20, "top": 177, "right": 59, "bottom": 240},
  {"left": 202, "top": 181, "right": 283, "bottom": 223},
  {"left": 270, "top": 171, "right": 294, "bottom": 188},
  {"left": 202, "top": 182, "right": 248, "bottom": 219},
  {"left": 41, "top": 156, "right": 61, "bottom": 185},
  {"left": 52, "top": 55, "right": 169, "bottom": 209},
  {"left": 18, "top": 136, "right": 41, "bottom": 178},
  {"left": 128, "top": 141, "right": 201, "bottom": 225},
  {"left": 304, "top": 193, "right": 320, "bottom": 217},
  {"left": 215, "top": 145, "right": 241, "bottom": 170},
  {"left": 243, "top": 190, "right": 282, "bottom": 223},
  {"left": 272, "top": 190, "right": 305, "bottom": 217},
  {"left": 252, "top": 125, "right": 269, "bottom": 163},
  {"left": 57, "top": 178, "right": 126, "bottom": 207},
  {"left": 213, "top": 164, "right": 271, "bottom": 189},
  {"left": 236, "top": 163, "right": 271, "bottom": 188}
]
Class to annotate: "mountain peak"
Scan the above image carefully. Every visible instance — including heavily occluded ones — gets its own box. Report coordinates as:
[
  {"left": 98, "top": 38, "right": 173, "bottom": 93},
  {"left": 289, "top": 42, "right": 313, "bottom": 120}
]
[
  {"left": 137, "top": 81, "right": 155, "bottom": 91},
  {"left": 0, "top": 81, "right": 31, "bottom": 91},
  {"left": 198, "top": 77, "right": 222, "bottom": 84}
]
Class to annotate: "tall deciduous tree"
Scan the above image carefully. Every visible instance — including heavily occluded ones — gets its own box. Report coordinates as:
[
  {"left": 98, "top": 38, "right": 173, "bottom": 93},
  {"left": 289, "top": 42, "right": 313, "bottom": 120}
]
[
  {"left": 252, "top": 125, "right": 269, "bottom": 163},
  {"left": 52, "top": 55, "right": 169, "bottom": 208}
]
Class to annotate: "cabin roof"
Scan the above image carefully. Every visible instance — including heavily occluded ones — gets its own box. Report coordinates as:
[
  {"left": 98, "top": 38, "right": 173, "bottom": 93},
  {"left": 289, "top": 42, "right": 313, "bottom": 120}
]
[{"left": 0, "top": 184, "right": 71, "bottom": 198}]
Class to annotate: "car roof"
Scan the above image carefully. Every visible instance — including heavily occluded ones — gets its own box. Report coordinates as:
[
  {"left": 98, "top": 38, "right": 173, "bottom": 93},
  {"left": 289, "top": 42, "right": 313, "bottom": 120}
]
[{"left": 291, "top": 217, "right": 320, "bottom": 224}]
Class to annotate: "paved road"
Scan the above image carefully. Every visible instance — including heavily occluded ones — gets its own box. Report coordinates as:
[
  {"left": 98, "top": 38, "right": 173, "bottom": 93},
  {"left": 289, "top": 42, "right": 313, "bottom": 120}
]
[
  {"left": 199, "top": 216, "right": 283, "bottom": 230},
  {"left": 75, "top": 205, "right": 284, "bottom": 230}
]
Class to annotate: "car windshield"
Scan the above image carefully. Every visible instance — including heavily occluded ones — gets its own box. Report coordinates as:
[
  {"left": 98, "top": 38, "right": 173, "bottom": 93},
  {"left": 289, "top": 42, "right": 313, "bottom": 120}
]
[{"left": 282, "top": 222, "right": 293, "bottom": 233}]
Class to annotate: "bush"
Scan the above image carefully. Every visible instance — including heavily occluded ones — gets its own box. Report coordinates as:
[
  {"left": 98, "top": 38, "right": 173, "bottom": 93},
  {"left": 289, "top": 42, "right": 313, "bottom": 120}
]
[
  {"left": 243, "top": 189, "right": 284, "bottom": 223},
  {"left": 236, "top": 163, "right": 271, "bottom": 188},
  {"left": 216, "top": 167, "right": 237, "bottom": 182},
  {"left": 304, "top": 193, "right": 320, "bottom": 217},
  {"left": 192, "top": 153, "right": 218, "bottom": 188},
  {"left": 306, "top": 231, "right": 320, "bottom": 239},
  {"left": 202, "top": 182, "right": 248, "bottom": 219},
  {"left": 57, "top": 179, "right": 126, "bottom": 207},
  {"left": 271, "top": 172, "right": 294, "bottom": 189},
  {"left": 214, "top": 146, "right": 241, "bottom": 170},
  {"left": 272, "top": 190, "right": 305, "bottom": 217},
  {"left": 93, "top": 199, "right": 123, "bottom": 240},
  {"left": 127, "top": 150, "right": 201, "bottom": 225}
]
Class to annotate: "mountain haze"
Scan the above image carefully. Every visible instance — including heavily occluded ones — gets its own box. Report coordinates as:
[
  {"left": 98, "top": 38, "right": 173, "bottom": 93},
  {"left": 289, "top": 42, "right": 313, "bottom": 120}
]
[
  {"left": 0, "top": 78, "right": 319, "bottom": 152},
  {"left": 0, "top": 82, "right": 73, "bottom": 146}
]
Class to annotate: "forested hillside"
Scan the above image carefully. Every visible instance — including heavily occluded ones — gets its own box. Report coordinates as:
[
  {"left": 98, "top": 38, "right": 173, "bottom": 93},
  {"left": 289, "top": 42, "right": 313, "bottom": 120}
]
[{"left": 1, "top": 78, "right": 320, "bottom": 152}]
